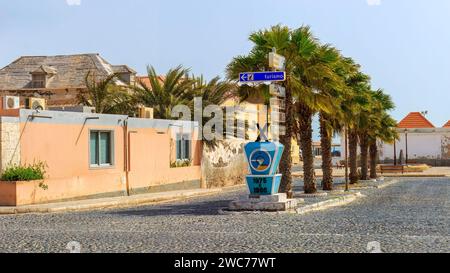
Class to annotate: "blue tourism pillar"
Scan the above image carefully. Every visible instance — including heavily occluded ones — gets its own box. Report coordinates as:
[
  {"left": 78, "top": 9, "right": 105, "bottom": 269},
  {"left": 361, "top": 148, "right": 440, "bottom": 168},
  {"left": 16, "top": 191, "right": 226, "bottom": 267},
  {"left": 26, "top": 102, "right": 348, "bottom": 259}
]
[{"left": 244, "top": 141, "right": 285, "bottom": 195}]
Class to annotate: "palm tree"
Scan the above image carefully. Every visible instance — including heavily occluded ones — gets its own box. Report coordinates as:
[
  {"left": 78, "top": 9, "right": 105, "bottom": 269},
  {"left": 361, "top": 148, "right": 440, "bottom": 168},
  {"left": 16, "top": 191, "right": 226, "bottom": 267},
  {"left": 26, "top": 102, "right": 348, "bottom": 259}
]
[
  {"left": 135, "top": 65, "right": 195, "bottom": 119},
  {"left": 369, "top": 113, "right": 398, "bottom": 178},
  {"left": 78, "top": 71, "right": 136, "bottom": 115},
  {"left": 356, "top": 89, "right": 396, "bottom": 180},
  {"left": 356, "top": 91, "right": 375, "bottom": 181},
  {"left": 341, "top": 71, "right": 371, "bottom": 184},
  {"left": 191, "top": 75, "right": 237, "bottom": 145},
  {"left": 291, "top": 41, "right": 344, "bottom": 194},
  {"left": 317, "top": 52, "right": 354, "bottom": 191},
  {"left": 362, "top": 90, "right": 396, "bottom": 179},
  {"left": 192, "top": 75, "right": 236, "bottom": 108}
]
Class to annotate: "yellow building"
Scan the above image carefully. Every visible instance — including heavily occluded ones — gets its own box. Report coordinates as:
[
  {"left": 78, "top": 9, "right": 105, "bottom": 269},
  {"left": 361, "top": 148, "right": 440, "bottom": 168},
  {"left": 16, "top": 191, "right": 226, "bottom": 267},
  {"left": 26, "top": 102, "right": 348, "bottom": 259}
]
[{"left": 222, "top": 95, "right": 301, "bottom": 165}]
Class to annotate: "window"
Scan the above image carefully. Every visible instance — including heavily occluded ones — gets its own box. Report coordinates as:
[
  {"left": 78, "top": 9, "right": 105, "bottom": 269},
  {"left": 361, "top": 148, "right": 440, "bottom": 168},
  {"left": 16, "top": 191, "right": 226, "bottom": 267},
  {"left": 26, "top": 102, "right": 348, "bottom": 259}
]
[
  {"left": 90, "top": 131, "right": 113, "bottom": 167},
  {"left": 31, "top": 74, "right": 46, "bottom": 88},
  {"left": 176, "top": 133, "right": 191, "bottom": 160}
]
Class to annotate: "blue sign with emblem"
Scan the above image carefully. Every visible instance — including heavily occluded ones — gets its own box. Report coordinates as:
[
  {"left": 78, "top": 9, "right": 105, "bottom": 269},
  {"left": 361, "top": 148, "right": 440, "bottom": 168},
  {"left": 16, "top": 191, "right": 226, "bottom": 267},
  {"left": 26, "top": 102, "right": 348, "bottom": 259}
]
[
  {"left": 244, "top": 142, "right": 284, "bottom": 176},
  {"left": 239, "top": 72, "right": 286, "bottom": 83},
  {"left": 244, "top": 142, "right": 284, "bottom": 195}
]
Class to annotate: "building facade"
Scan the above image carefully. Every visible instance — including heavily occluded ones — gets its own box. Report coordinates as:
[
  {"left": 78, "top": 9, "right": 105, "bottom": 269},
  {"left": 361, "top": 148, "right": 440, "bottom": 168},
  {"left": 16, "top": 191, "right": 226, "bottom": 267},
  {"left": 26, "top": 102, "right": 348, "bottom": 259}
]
[
  {"left": 379, "top": 112, "right": 450, "bottom": 165},
  {"left": 340, "top": 112, "right": 450, "bottom": 166},
  {"left": 0, "top": 109, "right": 202, "bottom": 206}
]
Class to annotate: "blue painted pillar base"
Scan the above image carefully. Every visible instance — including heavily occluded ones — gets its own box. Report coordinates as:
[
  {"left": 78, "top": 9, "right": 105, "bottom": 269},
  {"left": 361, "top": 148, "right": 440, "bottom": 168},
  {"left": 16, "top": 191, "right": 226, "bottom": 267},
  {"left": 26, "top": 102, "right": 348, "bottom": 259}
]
[{"left": 246, "top": 174, "right": 282, "bottom": 196}]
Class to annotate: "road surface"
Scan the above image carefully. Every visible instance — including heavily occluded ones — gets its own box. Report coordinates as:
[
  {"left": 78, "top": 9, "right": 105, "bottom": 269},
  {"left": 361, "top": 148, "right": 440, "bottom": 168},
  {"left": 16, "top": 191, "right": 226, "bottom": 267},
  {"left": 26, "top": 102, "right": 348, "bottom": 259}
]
[{"left": 0, "top": 178, "right": 448, "bottom": 253}]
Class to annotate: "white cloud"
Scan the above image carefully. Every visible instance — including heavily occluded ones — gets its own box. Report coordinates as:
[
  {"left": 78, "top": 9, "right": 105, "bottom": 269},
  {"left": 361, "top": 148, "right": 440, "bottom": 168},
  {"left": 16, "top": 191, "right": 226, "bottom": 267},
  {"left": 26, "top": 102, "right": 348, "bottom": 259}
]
[
  {"left": 66, "top": 0, "right": 81, "bottom": 6},
  {"left": 367, "top": 0, "right": 381, "bottom": 6}
]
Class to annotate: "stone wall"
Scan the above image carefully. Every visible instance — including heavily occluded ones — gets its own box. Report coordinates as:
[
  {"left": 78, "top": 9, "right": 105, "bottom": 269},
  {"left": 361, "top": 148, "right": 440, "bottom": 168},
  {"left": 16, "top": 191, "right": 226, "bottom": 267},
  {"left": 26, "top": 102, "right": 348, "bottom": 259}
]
[
  {"left": 0, "top": 117, "right": 21, "bottom": 172},
  {"left": 201, "top": 139, "right": 247, "bottom": 188},
  {"left": 441, "top": 135, "right": 450, "bottom": 159}
]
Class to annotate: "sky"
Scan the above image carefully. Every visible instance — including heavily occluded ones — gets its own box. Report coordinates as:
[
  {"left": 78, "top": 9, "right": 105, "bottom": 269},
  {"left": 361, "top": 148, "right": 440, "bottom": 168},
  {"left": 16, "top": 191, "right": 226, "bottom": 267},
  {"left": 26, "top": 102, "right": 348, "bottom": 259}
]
[{"left": 1, "top": 0, "right": 450, "bottom": 132}]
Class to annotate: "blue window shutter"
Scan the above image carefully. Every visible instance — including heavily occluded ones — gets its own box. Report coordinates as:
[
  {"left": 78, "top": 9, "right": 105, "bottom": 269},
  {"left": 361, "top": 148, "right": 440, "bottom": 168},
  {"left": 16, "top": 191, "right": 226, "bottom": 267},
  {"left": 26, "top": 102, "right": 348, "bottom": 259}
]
[
  {"left": 176, "top": 134, "right": 182, "bottom": 160},
  {"left": 90, "top": 132, "right": 99, "bottom": 165},
  {"left": 99, "top": 132, "right": 111, "bottom": 165},
  {"left": 184, "top": 139, "right": 190, "bottom": 159}
]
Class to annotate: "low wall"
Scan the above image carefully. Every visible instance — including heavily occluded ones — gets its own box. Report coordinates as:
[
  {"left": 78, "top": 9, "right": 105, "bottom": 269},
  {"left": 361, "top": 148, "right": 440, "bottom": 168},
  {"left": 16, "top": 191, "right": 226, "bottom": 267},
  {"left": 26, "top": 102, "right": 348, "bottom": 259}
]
[
  {"left": 0, "top": 175, "right": 127, "bottom": 206},
  {"left": 0, "top": 169, "right": 203, "bottom": 206},
  {"left": 201, "top": 139, "right": 247, "bottom": 188},
  {"left": 380, "top": 159, "right": 450, "bottom": 167}
]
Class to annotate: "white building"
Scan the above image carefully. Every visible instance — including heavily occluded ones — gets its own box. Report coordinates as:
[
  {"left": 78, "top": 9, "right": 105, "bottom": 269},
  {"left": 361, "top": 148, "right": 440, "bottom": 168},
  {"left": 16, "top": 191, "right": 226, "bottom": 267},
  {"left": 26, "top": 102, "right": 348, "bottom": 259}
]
[{"left": 341, "top": 112, "right": 450, "bottom": 166}]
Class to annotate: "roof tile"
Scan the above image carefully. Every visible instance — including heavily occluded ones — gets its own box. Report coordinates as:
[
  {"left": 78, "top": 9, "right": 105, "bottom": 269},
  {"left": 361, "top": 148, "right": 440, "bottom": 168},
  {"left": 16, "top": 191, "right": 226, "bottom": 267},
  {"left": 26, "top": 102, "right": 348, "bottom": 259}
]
[{"left": 397, "top": 112, "right": 435, "bottom": 128}]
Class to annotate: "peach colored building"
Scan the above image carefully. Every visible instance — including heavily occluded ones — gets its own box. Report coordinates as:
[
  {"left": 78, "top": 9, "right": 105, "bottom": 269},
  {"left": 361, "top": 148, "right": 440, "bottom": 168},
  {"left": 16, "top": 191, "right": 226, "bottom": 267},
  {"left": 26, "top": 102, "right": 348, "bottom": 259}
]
[{"left": 0, "top": 109, "right": 202, "bottom": 206}]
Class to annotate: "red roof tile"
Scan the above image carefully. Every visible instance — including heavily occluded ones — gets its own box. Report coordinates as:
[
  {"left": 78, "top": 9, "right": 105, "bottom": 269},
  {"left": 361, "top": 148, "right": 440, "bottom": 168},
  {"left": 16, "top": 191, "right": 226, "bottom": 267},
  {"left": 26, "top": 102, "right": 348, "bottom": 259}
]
[
  {"left": 397, "top": 112, "right": 435, "bottom": 129},
  {"left": 136, "top": 75, "right": 166, "bottom": 89},
  {"left": 443, "top": 120, "right": 450, "bottom": 128}
]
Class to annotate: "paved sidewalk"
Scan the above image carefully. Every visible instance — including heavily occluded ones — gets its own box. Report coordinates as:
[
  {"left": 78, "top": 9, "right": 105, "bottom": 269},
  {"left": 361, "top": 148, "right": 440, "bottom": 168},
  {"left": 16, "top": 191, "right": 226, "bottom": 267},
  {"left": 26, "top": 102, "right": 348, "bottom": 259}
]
[{"left": 0, "top": 186, "right": 245, "bottom": 215}]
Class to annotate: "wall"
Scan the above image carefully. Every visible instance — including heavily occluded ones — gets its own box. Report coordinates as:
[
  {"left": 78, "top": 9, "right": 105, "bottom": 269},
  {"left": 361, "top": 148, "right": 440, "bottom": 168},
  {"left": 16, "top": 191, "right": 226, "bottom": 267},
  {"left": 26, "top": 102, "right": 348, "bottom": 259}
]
[
  {"left": 201, "top": 139, "right": 247, "bottom": 188},
  {"left": 0, "top": 109, "right": 202, "bottom": 205},
  {"left": 0, "top": 116, "right": 21, "bottom": 172},
  {"left": 378, "top": 128, "right": 450, "bottom": 165},
  {"left": 126, "top": 118, "right": 202, "bottom": 194},
  {"left": 380, "top": 133, "right": 442, "bottom": 160}
]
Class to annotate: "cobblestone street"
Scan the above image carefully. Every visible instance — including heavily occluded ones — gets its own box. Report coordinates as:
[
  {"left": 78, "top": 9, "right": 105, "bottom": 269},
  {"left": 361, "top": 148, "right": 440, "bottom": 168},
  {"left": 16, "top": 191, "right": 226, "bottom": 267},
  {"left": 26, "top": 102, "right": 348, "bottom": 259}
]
[{"left": 0, "top": 178, "right": 448, "bottom": 253}]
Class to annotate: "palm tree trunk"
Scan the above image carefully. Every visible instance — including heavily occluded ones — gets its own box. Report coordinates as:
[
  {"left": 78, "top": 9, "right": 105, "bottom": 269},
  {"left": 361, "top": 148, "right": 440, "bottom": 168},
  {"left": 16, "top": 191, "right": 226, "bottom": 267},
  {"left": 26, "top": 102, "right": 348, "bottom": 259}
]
[
  {"left": 279, "top": 88, "right": 293, "bottom": 198},
  {"left": 348, "top": 129, "right": 359, "bottom": 184},
  {"left": 359, "top": 133, "right": 369, "bottom": 180},
  {"left": 319, "top": 113, "right": 333, "bottom": 191},
  {"left": 298, "top": 103, "right": 316, "bottom": 194},
  {"left": 369, "top": 141, "right": 378, "bottom": 179}
]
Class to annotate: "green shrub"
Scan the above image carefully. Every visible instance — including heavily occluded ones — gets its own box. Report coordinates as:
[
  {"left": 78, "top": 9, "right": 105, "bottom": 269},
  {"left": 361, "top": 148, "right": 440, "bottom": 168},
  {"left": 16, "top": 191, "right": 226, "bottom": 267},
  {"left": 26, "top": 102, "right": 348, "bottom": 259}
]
[
  {"left": 1, "top": 161, "right": 47, "bottom": 182},
  {"left": 170, "top": 159, "right": 192, "bottom": 168}
]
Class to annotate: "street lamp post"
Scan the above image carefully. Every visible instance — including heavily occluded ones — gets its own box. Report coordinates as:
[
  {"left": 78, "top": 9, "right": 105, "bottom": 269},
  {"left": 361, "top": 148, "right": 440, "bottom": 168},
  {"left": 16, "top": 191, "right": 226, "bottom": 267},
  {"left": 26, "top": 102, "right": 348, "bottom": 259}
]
[
  {"left": 344, "top": 126, "right": 349, "bottom": 192},
  {"left": 405, "top": 129, "right": 409, "bottom": 165},
  {"left": 393, "top": 140, "right": 397, "bottom": 166}
]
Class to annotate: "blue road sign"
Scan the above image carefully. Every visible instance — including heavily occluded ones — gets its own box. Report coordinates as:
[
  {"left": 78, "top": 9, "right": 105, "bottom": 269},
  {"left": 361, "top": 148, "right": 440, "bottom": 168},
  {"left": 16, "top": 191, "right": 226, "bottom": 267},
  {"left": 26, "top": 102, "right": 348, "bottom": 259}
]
[{"left": 239, "top": 71, "right": 286, "bottom": 83}]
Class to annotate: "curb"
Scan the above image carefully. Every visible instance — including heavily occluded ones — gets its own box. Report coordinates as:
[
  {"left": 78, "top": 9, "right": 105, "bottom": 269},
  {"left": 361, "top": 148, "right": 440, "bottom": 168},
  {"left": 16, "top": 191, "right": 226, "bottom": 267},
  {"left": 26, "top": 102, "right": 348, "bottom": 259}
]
[
  {"left": 374, "top": 179, "right": 400, "bottom": 189},
  {"left": 295, "top": 192, "right": 364, "bottom": 215},
  {"left": 0, "top": 188, "right": 228, "bottom": 215}
]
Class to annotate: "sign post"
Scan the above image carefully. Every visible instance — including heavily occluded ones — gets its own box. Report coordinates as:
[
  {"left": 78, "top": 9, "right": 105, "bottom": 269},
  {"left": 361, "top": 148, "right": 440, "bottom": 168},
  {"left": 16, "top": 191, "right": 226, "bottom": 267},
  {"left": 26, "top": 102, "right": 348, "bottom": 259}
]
[{"left": 229, "top": 50, "right": 297, "bottom": 211}]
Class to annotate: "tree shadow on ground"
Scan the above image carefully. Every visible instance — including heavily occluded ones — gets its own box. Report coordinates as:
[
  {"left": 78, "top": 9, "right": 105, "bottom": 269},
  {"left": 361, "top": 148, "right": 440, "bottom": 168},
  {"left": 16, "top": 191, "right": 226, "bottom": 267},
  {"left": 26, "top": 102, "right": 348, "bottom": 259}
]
[{"left": 107, "top": 198, "right": 240, "bottom": 217}]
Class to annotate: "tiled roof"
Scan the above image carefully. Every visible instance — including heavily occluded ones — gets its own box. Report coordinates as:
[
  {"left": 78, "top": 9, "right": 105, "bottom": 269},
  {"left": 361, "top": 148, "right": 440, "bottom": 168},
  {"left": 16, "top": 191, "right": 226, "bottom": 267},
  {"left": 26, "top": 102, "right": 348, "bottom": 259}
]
[
  {"left": 397, "top": 112, "right": 435, "bottom": 128},
  {"left": 31, "top": 65, "right": 57, "bottom": 75},
  {"left": 0, "top": 53, "right": 135, "bottom": 90},
  {"left": 443, "top": 120, "right": 450, "bottom": 128},
  {"left": 136, "top": 75, "right": 166, "bottom": 89}
]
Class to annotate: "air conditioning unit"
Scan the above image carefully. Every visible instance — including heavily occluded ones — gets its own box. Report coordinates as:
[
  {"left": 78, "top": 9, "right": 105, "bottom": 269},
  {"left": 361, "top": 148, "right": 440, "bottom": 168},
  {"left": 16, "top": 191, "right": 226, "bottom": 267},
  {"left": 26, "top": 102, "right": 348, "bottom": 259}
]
[
  {"left": 138, "top": 107, "right": 154, "bottom": 119},
  {"left": 2, "top": 96, "right": 20, "bottom": 110},
  {"left": 26, "top": 97, "right": 47, "bottom": 111}
]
